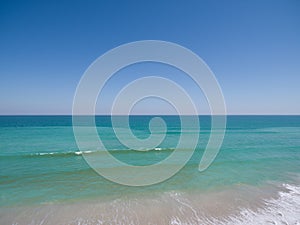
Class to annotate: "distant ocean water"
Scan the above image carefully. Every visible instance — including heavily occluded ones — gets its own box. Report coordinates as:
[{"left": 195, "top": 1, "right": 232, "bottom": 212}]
[{"left": 0, "top": 115, "right": 300, "bottom": 224}]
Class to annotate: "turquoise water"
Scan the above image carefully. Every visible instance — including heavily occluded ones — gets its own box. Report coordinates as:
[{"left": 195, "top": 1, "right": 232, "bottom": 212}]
[{"left": 0, "top": 116, "right": 300, "bottom": 224}]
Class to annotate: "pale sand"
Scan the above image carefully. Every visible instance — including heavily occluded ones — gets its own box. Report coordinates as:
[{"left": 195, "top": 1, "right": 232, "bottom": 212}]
[{"left": 1, "top": 182, "right": 299, "bottom": 225}]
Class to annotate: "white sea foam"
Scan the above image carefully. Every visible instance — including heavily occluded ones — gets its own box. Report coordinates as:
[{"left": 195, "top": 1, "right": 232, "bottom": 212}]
[
  {"left": 32, "top": 150, "right": 96, "bottom": 156},
  {"left": 38, "top": 152, "right": 54, "bottom": 155},
  {"left": 75, "top": 150, "right": 95, "bottom": 155},
  {"left": 222, "top": 183, "right": 300, "bottom": 225},
  {"left": 167, "top": 183, "right": 300, "bottom": 225}
]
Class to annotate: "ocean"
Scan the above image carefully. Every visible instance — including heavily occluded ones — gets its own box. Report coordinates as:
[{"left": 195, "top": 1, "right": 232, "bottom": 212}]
[{"left": 0, "top": 115, "right": 300, "bottom": 224}]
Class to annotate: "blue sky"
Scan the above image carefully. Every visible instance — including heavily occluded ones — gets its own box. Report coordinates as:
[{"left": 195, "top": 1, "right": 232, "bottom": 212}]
[{"left": 0, "top": 0, "right": 299, "bottom": 115}]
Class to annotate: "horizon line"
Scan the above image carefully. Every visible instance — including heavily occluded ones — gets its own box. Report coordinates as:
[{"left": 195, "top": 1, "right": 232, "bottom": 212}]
[{"left": 0, "top": 114, "right": 299, "bottom": 116}]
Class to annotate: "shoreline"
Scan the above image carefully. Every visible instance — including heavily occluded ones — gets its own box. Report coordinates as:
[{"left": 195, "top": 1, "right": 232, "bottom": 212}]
[{"left": 1, "top": 181, "right": 299, "bottom": 224}]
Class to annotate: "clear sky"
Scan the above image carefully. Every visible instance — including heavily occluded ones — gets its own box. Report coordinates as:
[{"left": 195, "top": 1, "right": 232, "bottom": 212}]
[{"left": 0, "top": 0, "right": 299, "bottom": 115}]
